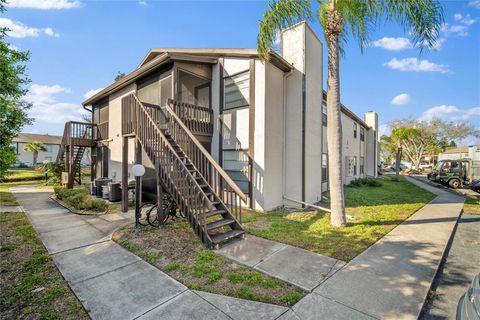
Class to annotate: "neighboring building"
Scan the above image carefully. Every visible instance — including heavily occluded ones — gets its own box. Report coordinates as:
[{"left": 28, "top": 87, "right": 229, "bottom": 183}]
[
  {"left": 438, "top": 145, "right": 480, "bottom": 161},
  {"left": 13, "top": 133, "right": 62, "bottom": 165},
  {"left": 59, "top": 22, "right": 379, "bottom": 246}
]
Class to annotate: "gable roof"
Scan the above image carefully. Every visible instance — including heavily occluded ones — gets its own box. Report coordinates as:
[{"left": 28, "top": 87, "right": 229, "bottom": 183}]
[
  {"left": 83, "top": 49, "right": 292, "bottom": 107},
  {"left": 138, "top": 48, "right": 292, "bottom": 71},
  {"left": 13, "top": 133, "right": 62, "bottom": 145}
]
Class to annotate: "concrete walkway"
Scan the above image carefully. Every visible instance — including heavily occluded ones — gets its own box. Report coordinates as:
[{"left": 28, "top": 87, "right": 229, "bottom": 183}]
[
  {"left": 10, "top": 185, "right": 290, "bottom": 320},
  {"left": 216, "top": 235, "right": 345, "bottom": 292},
  {"left": 283, "top": 177, "right": 465, "bottom": 320},
  {"left": 10, "top": 176, "right": 466, "bottom": 320}
]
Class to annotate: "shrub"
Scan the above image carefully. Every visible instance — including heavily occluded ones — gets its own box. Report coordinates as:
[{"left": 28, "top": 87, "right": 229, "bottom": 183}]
[
  {"left": 53, "top": 187, "right": 107, "bottom": 212},
  {"left": 349, "top": 178, "right": 382, "bottom": 188}
]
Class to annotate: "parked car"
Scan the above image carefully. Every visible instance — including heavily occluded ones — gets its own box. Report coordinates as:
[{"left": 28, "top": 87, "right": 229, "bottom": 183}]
[
  {"left": 470, "top": 180, "right": 480, "bottom": 194},
  {"left": 457, "top": 273, "right": 480, "bottom": 320}
]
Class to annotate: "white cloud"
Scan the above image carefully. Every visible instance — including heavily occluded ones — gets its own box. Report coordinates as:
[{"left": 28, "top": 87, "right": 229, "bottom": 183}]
[
  {"left": 26, "top": 84, "right": 85, "bottom": 124},
  {"left": 384, "top": 57, "right": 450, "bottom": 74},
  {"left": 391, "top": 93, "right": 411, "bottom": 105},
  {"left": 83, "top": 88, "right": 103, "bottom": 99},
  {"left": 0, "top": 18, "right": 59, "bottom": 38},
  {"left": 441, "top": 23, "right": 469, "bottom": 36},
  {"left": 139, "top": 0, "right": 147, "bottom": 5},
  {"left": 6, "top": 0, "right": 81, "bottom": 9},
  {"left": 468, "top": 0, "right": 480, "bottom": 9},
  {"left": 27, "top": 84, "right": 71, "bottom": 104},
  {"left": 419, "top": 105, "right": 480, "bottom": 122},
  {"left": 372, "top": 37, "right": 412, "bottom": 51},
  {"left": 440, "top": 14, "right": 477, "bottom": 38}
]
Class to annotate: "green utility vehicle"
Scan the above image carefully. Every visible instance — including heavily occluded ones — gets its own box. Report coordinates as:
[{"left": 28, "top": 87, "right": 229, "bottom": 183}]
[{"left": 427, "top": 159, "right": 480, "bottom": 188}]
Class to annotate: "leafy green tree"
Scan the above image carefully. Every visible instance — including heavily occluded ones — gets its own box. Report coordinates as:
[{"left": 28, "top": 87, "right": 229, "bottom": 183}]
[
  {"left": 23, "top": 142, "right": 47, "bottom": 166},
  {"left": 0, "top": 0, "right": 32, "bottom": 177},
  {"left": 389, "top": 118, "right": 476, "bottom": 170},
  {"left": 257, "top": 0, "right": 443, "bottom": 226}
]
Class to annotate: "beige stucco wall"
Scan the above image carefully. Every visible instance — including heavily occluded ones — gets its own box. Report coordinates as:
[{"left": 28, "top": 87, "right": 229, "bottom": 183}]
[
  {"left": 262, "top": 60, "right": 285, "bottom": 211},
  {"left": 341, "top": 114, "right": 366, "bottom": 185},
  {"left": 281, "top": 22, "right": 305, "bottom": 205},
  {"left": 304, "top": 24, "right": 323, "bottom": 203},
  {"left": 364, "top": 111, "right": 379, "bottom": 177},
  {"left": 107, "top": 83, "right": 136, "bottom": 182}
]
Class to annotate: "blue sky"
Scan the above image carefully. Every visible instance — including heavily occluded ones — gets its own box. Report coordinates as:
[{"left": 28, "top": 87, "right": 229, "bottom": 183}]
[{"left": 2, "top": 0, "right": 479, "bottom": 144}]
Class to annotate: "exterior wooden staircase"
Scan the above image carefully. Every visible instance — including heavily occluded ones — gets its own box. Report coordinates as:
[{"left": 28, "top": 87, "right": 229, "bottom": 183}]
[
  {"left": 57, "top": 121, "right": 97, "bottom": 188},
  {"left": 122, "top": 93, "right": 247, "bottom": 248}
]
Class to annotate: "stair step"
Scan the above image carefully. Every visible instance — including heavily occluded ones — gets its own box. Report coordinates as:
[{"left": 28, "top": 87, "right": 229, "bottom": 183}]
[
  {"left": 211, "top": 229, "right": 244, "bottom": 245},
  {"left": 206, "top": 209, "right": 227, "bottom": 218},
  {"left": 207, "top": 218, "right": 235, "bottom": 231}
]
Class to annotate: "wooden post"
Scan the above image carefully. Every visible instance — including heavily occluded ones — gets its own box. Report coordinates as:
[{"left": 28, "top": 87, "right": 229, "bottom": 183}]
[
  {"left": 135, "top": 139, "right": 142, "bottom": 206},
  {"left": 65, "top": 145, "right": 71, "bottom": 188},
  {"left": 121, "top": 137, "right": 129, "bottom": 212},
  {"left": 156, "top": 160, "right": 164, "bottom": 224},
  {"left": 68, "top": 144, "right": 74, "bottom": 188}
]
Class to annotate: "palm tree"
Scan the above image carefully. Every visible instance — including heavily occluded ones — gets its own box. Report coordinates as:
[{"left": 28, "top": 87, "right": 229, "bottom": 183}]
[
  {"left": 257, "top": 0, "right": 443, "bottom": 227},
  {"left": 24, "top": 141, "right": 47, "bottom": 166}
]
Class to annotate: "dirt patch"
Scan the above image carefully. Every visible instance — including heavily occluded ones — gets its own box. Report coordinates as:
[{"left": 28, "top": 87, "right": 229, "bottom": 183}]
[{"left": 113, "top": 219, "right": 305, "bottom": 307}]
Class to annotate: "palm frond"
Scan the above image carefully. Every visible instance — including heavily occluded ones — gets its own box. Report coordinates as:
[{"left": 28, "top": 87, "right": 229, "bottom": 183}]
[
  {"left": 257, "top": 0, "right": 313, "bottom": 60},
  {"left": 366, "top": 0, "right": 444, "bottom": 51}
]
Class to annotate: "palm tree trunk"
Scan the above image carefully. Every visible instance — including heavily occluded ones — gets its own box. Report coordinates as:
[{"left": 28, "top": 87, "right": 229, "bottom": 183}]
[
  {"left": 326, "top": 22, "right": 346, "bottom": 227},
  {"left": 33, "top": 151, "right": 38, "bottom": 166}
]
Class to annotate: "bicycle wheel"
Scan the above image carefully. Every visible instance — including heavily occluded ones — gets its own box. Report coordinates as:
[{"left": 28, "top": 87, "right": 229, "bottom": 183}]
[
  {"left": 147, "top": 203, "right": 170, "bottom": 227},
  {"left": 137, "top": 203, "right": 154, "bottom": 226}
]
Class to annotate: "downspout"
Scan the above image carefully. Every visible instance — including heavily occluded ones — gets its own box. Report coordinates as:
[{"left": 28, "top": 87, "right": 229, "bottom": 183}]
[{"left": 282, "top": 195, "right": 331, "bottom": 213}]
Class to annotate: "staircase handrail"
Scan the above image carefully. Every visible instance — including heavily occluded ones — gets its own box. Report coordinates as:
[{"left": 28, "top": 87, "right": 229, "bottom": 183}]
[
  {"left": 164, "top": 99, "right": 248, "bottom": 203},
  {"left": 130, "top": 94, "right": 215, "bottom": 231}
]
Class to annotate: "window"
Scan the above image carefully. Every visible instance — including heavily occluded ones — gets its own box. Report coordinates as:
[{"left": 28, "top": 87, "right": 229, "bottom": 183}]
[
  {"left": 44, "top": 144, "right": 52, "bottom": 153},
  {"left": 360, "top": 127, "right": 365, "bottom": 141},
  {"left": 353, "top": 123, "right": 357, "bottom": 138},
  {"left": 223, "top": 150, "right": 250, "bottom": 194},
  {"left": 322, "top": 153, "right": 328, "bottom": 182},
  {"left": 360, "top": 156, "right": 365, "bottom": 175},
  {"left": 322, "top": 105, "right": 327, "bottom": 126},
  {"left": 224, "top": 71, "right": 249, "bottom": 110},
  {"left": 345, "top": 156, "right": 356, "bottom": 177}
]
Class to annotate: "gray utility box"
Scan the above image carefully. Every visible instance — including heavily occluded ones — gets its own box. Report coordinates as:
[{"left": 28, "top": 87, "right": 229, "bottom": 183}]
[
  {"left": 108, "top": 182, "right": 121, "bottom": 202},
  {"left": 94, "top": 178, "right": 112, "bottom": 197}
]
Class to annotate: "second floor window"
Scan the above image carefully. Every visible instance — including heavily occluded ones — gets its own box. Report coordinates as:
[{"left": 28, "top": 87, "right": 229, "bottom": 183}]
[
  {"left": 353, "top": 123, "right": 357, "bottom": 138},
  {"left": 360, "top": 127, "right": 365, "bottom": 141},
  {"left": 322, "top": 153, "right": 328, "bottom": 182},
  {"left": 224, "top": 71, "right": 249, "bottom": 110},
  {"left": 322, "top": 105, "right": 327, "bottom": 126}
]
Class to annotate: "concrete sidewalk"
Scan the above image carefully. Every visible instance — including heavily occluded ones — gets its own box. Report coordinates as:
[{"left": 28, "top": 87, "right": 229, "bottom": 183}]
[
  {"left": 285, "top": 177, "right": 465, "bottom": 320},
  {"left": 11, "top": 185, "right": 290, "bottom": 320}
]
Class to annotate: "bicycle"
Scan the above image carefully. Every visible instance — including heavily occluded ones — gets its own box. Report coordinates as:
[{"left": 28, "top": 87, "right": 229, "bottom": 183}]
[{"left": 146, "top": 194, "right": 184, "bottom": 227}]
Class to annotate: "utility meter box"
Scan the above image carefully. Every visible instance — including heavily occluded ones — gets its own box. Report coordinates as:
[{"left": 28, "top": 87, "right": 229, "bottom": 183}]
[{"left": 61, "top": 172, "right": 69, "bottom": 186}]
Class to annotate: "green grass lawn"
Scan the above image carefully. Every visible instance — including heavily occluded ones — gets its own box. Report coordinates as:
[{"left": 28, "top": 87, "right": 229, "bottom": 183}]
[
  {"left": 464, "top": 198, "right": 480, "bottom": 214},
  {"left": 0, "top": 211, "right": 88, "bottom": 319},
  {"left": 4, "top": 168, "right": 46, "bottom": 182},
  {"left": 243, "top": 177, "right": 436, "bottom": 262},
  {"left": 0, "top": 180, "right": 45, "bottom": 206}
]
